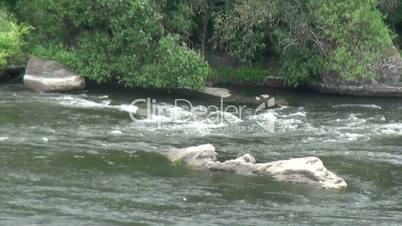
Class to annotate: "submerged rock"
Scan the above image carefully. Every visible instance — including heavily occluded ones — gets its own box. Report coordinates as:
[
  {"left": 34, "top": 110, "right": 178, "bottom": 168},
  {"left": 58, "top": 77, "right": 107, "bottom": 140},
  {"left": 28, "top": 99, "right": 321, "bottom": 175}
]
[
  {"left": 194, "top": 86, "right": 281, "bottom": 107},
  {"left": 166, "top": 144, "right": 218, "bottom": 170},
  {"left": 23, "top": 57, "right": 86, "bottom": 92},
  {"left": 166, "top": 144, "right": 347, "bottom": 190}
]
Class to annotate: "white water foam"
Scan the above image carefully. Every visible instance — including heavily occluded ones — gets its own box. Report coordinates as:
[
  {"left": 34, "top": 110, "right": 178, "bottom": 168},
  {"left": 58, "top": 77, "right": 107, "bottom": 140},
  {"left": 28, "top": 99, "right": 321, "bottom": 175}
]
[
  {"left": 119, "top": 104, "right": 139, "bottom": 113},
  {"left": 55, "top": 95, "right": 139, "bottom": 114},
  {"left": 0, "top": 137, "right": 9, "bottom": 141},
  {"left": 332, "top": 114, "right": 367, "bottom": 127},
  {"left": 375, "top": 123, "right": 402, "bottom": 136},
  {"left": 133, "top": 104, "right": 242, "bottom": 135},
  {"left": 249, "top": 107, "right": 392, "bottom": 143},
  {"left": 208, "top": 111, "right": 243, "bottom": 124},
  {"left": 110, "top": 130, "right": 123, "bottom": 135},
  {"left": 249, "top": 107, "right": 314, "bottom": 133},
  {"left": 139, "top": 104, "right": 193, "bottom": 124},
  {"left": 339, "top": 132, "right": 366, "bottom": 141},
  {"left": 332, "top": 104, "right": 382, "bottom": 110}
]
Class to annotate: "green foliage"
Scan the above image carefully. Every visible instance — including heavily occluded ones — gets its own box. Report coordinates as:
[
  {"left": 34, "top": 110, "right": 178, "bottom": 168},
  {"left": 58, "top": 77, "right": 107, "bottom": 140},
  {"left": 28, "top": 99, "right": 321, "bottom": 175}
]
[
  {"left": 0, "top": 9, "right": 28, "bottom": 68},
  {"left": 212, "top": 0, "right": 394, "bottom": 86},
  {"left": 7, "top": 0, "right": 399, "bottom": 88},
  {"left": 123, "top": 35, "right": 211, "bottom": 89},
  {"left": 212, "top": 66, "right": 269, "bottom": 84},
  {"left": 213, "top": 0, "right": 278, "bottom": 63},
  {"left": 30, "top": 44, "right": 84, "bottom": 76},
  {"left": 160, "top": 0, "right": 193, "bottom": 40},
  {"left": 380, "top": 0, "right": 402, "bottom": 48},
  {"left": 172, "top": 159, "right": 183, "bottom": 167},
  {"left": 308, "top": 0, "right": 393, "bottom": 80},
  {"left": 279, "top": 55, "right": 324, "bottom": 87},
  {"left": 274, "top": 0, "right": 393, "bottom": 84},
  {"left": 380, "top": 0, "right": 402, "bottom": 27},
  {"left": 16, "top": 0, "right": 209, "bottom": 89},
  {"left": 273, "top": 26, "right": 324, "bottom": 86}
]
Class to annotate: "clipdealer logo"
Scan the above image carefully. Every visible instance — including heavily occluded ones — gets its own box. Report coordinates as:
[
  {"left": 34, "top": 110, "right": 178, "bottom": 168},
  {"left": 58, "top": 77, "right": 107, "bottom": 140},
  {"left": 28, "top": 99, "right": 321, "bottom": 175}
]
[{"left": 127, "top": 97, "right": 276, "bottom": 132}]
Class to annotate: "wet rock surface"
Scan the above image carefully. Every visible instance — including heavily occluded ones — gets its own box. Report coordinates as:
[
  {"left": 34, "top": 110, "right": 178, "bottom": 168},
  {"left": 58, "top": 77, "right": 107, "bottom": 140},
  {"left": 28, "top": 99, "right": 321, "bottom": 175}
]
[
  {"left": 23, "top": 57, "right": 86, "bottom": 92},
  {"left": 166, "top": 144, "right": 347, "bottom": 190}
]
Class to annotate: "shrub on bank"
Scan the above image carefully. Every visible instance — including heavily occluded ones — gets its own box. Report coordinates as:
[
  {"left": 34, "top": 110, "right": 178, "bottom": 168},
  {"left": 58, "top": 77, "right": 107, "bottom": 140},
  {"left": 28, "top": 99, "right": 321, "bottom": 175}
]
[
  {"left": 7, "top": 0, "right": 398, "bottom": 88},
  {"left": 213, "top": 0, "right": 394, "bottom": 86},
  {"left": 0, "top": 9, "right": 27, "bottom": 68},
  {"left": 16, "top": 0, "right": 209, "bottom": 90},
  {"left": 211, "top": 67, "right": 269, "bottom": 84}
]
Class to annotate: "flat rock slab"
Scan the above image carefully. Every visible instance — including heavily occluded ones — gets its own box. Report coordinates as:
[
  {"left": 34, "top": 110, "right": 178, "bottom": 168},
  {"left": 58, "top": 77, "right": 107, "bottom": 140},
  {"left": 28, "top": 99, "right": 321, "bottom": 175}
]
[
  {"left": 166, "top": 144, "right": 347, "bottom": 190},
  {"left": 24, "top": 57, "right": 85, "bottom": 92},
  {"left": 200, "top": 87, "right": 231, "bottom": 98},
  {"left": 195, "top": 87, "right": 282, "bottom": 107}
]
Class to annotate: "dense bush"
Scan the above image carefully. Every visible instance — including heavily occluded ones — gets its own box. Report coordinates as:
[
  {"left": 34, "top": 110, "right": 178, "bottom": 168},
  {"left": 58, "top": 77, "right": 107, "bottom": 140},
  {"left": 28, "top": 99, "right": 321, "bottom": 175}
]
[
  {"left": 381, "top": 0, "right": 402, "bottom": 49},
  {"left": 211, "top": 67, "right": 269, "bottom": 84},
  {"left": 0, "top": 8, "right": 27, "bottom": 68},
  {"left": 213, "top": 0, "right": 394, "bottom": 86},
  {"left": 16, "top": 0, "right": 209, "bottom": 89},
  {"left": 213, "top": 0, "right": 278, "bottom": 64},
  {"left": 2, "top": 0, "right": 399, "bottom": 88},
  {"left": 308, "top": 0, "right": 392, "bottom": 80},
  {"left": 122, "top": 35, "right": 210, "bottom": 89}
]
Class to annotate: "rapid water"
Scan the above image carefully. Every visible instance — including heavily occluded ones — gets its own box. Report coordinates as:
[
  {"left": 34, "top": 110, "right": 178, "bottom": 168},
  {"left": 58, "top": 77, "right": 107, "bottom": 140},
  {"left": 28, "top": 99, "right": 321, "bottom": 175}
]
[{"left": 1, "top": 83, "right": 402, "bottom": 225}]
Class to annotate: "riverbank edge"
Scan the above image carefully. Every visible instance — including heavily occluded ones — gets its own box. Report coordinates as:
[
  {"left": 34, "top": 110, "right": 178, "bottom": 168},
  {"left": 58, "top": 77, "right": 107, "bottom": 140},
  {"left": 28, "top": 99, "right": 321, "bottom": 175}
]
[
  {"left": 208, "top": 75, "right": 402, "bottom": 98},
  {"left": 3, "top": 64, "right": 402, "bottom": 98}
]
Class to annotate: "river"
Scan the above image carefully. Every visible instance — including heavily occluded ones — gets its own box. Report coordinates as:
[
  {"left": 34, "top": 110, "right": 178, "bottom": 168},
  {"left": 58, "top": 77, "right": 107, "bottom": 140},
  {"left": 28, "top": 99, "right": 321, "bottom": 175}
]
[{"left": 1, "top": 83, "right": 402, "bottom": 225}]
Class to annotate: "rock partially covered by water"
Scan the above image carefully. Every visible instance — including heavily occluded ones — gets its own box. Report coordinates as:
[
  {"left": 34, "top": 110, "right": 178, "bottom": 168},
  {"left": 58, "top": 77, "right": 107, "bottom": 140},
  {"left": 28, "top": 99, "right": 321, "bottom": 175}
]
[
  {"left": 24, "top": 57, "right": 86, "bottom": 92},
  {"left": 166, "top": 144, "right": 347, "bottom": 190},
  {"left": 167, "top": 144, "right": 218, "bottom": 170},
  {"left": 200, "top": 87, "right": 232, "bottom": 98},
  {"left": 195, "top": 86, "right": 281, "bottom": 107}
]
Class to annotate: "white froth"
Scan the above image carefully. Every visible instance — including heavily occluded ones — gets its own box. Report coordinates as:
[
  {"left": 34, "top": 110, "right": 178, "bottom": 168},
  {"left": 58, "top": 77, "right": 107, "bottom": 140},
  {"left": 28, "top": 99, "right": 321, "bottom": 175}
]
[
  {"left": 111, "top": 130, "right": 123, "bottom": 135},
  {"left": 332, "top": 104, "right": 382, "bottom": 110},
  {"left": 53, "top": 95, "right": 139, "bottom": 114},
  {"left": 0, "top": 137, "right": 9, "bottom": 141}
]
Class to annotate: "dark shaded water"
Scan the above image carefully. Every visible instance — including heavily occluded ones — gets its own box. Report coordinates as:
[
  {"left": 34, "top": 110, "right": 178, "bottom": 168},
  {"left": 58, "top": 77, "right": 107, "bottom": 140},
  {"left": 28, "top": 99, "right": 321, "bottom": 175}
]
[{"left": 1, "top": 83, "right": 402, "bottom": 225}]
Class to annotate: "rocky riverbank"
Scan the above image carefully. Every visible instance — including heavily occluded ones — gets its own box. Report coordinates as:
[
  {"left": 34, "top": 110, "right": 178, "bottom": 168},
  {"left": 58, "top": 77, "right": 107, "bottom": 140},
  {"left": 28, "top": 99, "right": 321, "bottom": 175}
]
[{"left": 2, "top": 54, "right": 402, "bottom": 99}]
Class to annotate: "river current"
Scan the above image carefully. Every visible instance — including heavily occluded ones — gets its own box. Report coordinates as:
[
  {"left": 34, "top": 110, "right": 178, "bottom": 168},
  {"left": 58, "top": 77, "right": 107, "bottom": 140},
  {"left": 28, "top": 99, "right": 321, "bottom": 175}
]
[{"left": 1, "top": 83, "right": 402, "bottom": 225}]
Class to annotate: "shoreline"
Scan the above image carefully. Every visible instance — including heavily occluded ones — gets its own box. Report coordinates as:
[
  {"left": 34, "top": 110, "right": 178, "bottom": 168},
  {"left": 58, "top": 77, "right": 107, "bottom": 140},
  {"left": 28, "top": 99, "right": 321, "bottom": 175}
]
[{"left": 2, "top": 65, "right": 402, "bottom": 99}]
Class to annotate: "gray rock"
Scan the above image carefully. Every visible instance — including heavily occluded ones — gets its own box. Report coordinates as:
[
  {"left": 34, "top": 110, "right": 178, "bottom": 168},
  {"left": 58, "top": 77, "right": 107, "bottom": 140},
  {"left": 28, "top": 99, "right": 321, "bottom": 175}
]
[
  {"left": 23, "top": 57, "right": 85, "bottom": 92},
  {"left": 167, "top": 144, "right": 218, "bottom": 170},
  {"left": 194, "top": 86, "right": 281, "bottom": 107},
  {"left": 200, "top": 87, "right": 231, "bottom": 98},
  {"left": 263, "top": 76, "right": 286, "bottom": 88},
  {"left": 166, "top": 144, "right": 347, "bottom": 190}
]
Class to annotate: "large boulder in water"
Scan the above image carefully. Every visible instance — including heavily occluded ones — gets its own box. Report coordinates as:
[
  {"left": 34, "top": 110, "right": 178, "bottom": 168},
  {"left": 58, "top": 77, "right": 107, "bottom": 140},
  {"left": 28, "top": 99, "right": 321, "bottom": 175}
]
[
  {"left": 166, "top": 144, "right": 347, "bottom": 190},
  {"left": 23, "top": 57, "right": 85, "bottom": 92}
]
